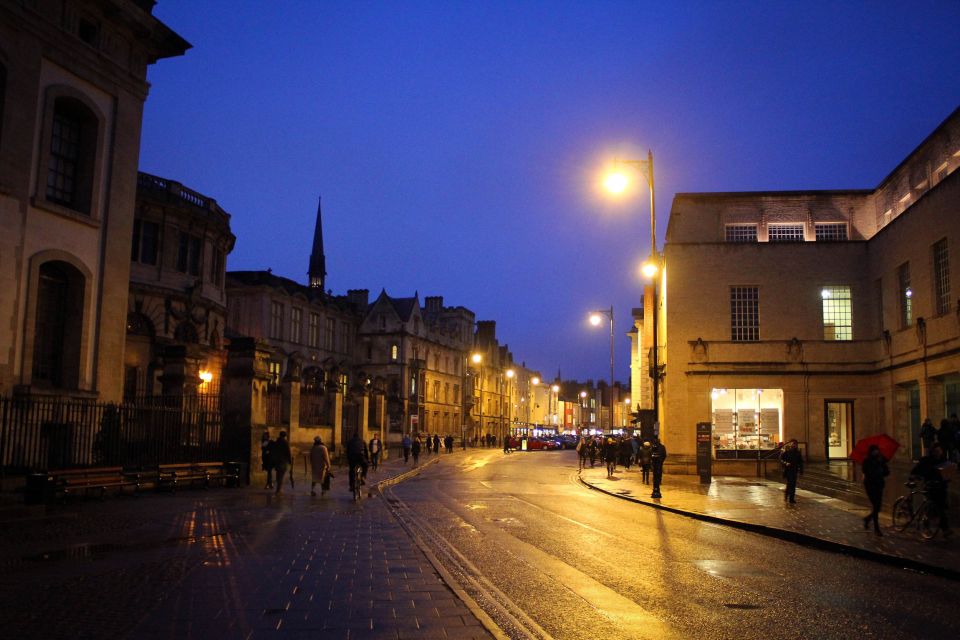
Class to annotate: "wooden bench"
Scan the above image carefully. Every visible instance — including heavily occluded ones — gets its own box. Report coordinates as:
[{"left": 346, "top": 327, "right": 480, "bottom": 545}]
[
  {"left": 49, "top": 467, "right": 143, "bottom": 500},
  {"left": 158, "top": 462, "right": 239, "bottom": 491}
]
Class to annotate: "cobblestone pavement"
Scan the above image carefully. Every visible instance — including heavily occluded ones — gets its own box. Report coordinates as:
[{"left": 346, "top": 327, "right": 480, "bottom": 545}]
[
  {"left": 580, "top": 464, "right": 960, "bottom": 575},
  {"left": 0, "top": 451, "right": 491, "bottom": 640}
]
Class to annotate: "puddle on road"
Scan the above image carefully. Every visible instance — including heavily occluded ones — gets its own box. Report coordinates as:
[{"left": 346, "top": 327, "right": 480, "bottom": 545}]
[
  {"left": 491, "top": 517, "right": 525, "bottom": 527},
  {"left": 694, "top": 559, "right": 776, "bottom": 578}
]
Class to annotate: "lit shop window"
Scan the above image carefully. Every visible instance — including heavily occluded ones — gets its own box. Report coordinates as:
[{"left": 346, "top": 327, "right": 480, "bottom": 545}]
[
  {"left": 821, "top": 286, "right": 852, "bottom": 340},
  {"left": 711, "top": 388, "right": 783, "bottom": 459},
  {"left": 768, "top": 224, "right": 805, "bottom": 242}
]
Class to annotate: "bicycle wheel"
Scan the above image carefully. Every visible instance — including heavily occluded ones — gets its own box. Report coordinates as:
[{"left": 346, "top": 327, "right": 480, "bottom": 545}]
[
  {"left": 918, "top": 502, "right": 941, "bottom": 540},
  {"left": 891, "top": 496, "right": 913, "bottom": 532},
  {"left": 353, "top": 466, "right": 362, "bottom": 501}
]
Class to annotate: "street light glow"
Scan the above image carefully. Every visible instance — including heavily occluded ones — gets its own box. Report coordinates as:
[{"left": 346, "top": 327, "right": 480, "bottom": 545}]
[
  {"left": 589, "top": 313, "right": 602, "bottom": 326},
  {"left": 604, "top": 170, "right": 629, "bottom": 194},
  {"left": 641, "top": 260, "right": 658, "bottom": 279},
  {"left": 471, "top": 353, "right": 482, "bottom": 364},
  {"left": 506, "top": 369, "right": 515, "bottom": 378},
  {"left": 532, "top": 376, "right": 540, "bottom": 386},
  {"left": 551, "top": 384, "right": 560, "bottom": 393}
]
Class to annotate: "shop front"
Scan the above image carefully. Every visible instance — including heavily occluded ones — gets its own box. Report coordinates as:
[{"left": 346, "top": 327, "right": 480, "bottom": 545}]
[{"left": 711, "top": 388, "right": 783, "bottom": 459}]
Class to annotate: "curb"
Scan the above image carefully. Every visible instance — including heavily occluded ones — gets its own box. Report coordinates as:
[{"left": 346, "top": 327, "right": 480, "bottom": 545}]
[{"left": 578, "top": 474, "right": 960, "bottom": 582}]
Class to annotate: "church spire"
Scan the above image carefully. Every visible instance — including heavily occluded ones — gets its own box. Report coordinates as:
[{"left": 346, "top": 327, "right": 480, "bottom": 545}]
[{"left": 308, "top": 196, "right": 326, "bottom": 290}]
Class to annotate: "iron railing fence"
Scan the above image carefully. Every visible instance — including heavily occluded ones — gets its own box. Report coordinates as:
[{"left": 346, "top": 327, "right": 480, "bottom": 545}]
[{"left": 0, "top": 394, "right": 223, "bottom": 474}]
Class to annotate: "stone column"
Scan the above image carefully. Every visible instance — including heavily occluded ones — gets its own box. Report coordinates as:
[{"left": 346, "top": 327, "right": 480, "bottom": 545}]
[
  {"left": 327, "top": 386, "right": 343, "bottom": 460},
  {"left": 221, "top": 337, "right": 274, "bottom": 485},
  {"left": 358, "top": 390, "right": 370, "bottom": 442},
  {"left": 374, "top": 392, "right": 388, "bottom": 459},
  {"left": 281, "top": 377, "right": 301, "bottom": 432}
]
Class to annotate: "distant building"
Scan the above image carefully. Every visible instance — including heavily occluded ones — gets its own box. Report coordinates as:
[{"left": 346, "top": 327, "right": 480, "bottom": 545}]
[
  {"left": 659, "top": 107, "right": 960, "bottom": 463},
  {"left": 469, "top": 321, "right": 517, "bottom": 442},
  {"left": 124, "top": 173, "right": 235, "bottom": 398},
  {"left": 0, "top": 1, "right": 188, "bottom": 400}
]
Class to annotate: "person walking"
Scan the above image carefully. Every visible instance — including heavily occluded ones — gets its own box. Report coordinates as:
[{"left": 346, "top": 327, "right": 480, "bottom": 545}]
[
  {"left": 920, "top": 417, "right": 938, "bottom": 456},
  {"left": 272, "top": 431, "right": 293, "bottom": 495},
  {"left": 861, "top": 444, "right": 889, "bottom": 536},
  {"left": 911, "top": 444, "right": 953, "bottom": 537},
  {"left": 650, "top": 438, "right": 667, "bottom": 498},
  {"left": 411, "top": 435, "right": 422, "bottom": 465},
  {"left": 402, "top": 434, "right": 412, "bottom": 464},
  {"left": 577, "top": 436, "right": 588, "bottom": 471},
  {"left": 433, "top": 434, "right": 441, "bottom": 455},
  {"left": 639, "top": 441, "right": 653, "bottom": 485},
  {"left": 780, "top": 439, "right": 803, "bottom": 504},
  {"left": 369, "top": 434, "right": 382, "bottom": 471},
  {"left": 346, "top": 431, "right": 369, "bottom": 493},
  {"left": 260, "top": 431, "right": 275, "bottom": 489},
  {"left": 310, "top": 436, "right": 331, "bottom": 496}
]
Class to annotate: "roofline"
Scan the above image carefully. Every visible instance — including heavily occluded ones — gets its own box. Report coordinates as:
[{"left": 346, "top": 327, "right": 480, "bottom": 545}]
[
  {"left": 874, "top": 105, "right": 960, "bottom": 189},
  {"left": 673, "top": 188, "right": 872, "bottom": 200}
]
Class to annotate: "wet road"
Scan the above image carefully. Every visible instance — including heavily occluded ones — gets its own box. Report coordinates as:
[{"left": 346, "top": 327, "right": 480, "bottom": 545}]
[{"left": 388, "top": 449, "right": 959, "bottom": 640}]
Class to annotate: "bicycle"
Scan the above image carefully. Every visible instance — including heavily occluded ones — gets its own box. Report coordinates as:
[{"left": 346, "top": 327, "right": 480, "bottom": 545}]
[
  {"left": 351, "top": 463, "right": 365, "bottom": 502},
  {"left": 891, "top": 480, "right": 943, "bottom": 540}
]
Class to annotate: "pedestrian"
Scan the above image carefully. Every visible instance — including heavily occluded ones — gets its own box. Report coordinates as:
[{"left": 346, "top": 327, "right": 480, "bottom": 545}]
[
  {"left": 310, "top": 436, "right": 331, "bottom": 496},
  {"left": 588, "top": 438, "right": 598, "bottom": 468},
  {"left": 939, "top": 418, "right": 958, "bottom": 463},
  {"left": 433, "top": 434, "right": 440, "bottom": 455},
  {"left": 260, "top": 431, "right": 275, "bottom": 489},
  {"left": 650, "top": 438, "right": 667, "bottom": 498},
  {"left": 445, "top": 434, "right": 454, "bottom": 453},
  {"left": 639, "top": 441, "right": 653, "bottom": 484},
  {"left": 412, "top": 435, "right": 422, "bottom": 465},
  {"left": 346, "top": 431, "right": 369, "bottom": 493},
  {"left": 402, "top": 434, "right": 412, "bottom": 464},
  {"left": 577, "top": 436, "right": 588, "bottom": 471},
  {"left": 604, "top": 437, "right": 618, "bottom": 477},
  {"left": 619, "top": 437, "right": 633, "bottom": 470},
  {"left": 630, "top": 436, "right": 640, "bottom": 468},
  {"left": 920, "top": 417, "right": 937, "bottom": 456},
  {"left": 503, "top": 434, "right": 511, "bottom": 454},
  {"left": 272, "top": 430, "right": 293, "bottom": 494},
  {"left": 369, "top": 434, "right": 382, "bottom": 471},
  {"left": 911, "top": 444, "right": 954, "bottom": 537},
  {"left": 780, "top": 439, "right": 803, "bottom": 504},
  {"left": 861, "top": 444, "right": 889, "bottom": 536}
]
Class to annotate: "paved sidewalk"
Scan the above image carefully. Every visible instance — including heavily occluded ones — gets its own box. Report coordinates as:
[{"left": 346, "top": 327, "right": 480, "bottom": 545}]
[
  {"left": 0, "top": 449, "right": 490, "bottom": 640},
  {"left": 579, "top": 464, "right": 960, "bottom": 579}
]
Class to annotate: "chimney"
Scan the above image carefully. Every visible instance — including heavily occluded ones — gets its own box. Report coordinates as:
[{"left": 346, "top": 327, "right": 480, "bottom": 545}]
[{"left": 425, "top": 296, "right": 443, "bottom": 313}]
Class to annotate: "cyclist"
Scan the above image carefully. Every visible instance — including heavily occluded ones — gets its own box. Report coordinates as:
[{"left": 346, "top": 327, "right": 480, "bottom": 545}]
[
  {"left": 911, "top": 443, "right": 953, "bottom": 537},
  {"left": 346, "top": 431, "right": 369, "bottom": 494}
]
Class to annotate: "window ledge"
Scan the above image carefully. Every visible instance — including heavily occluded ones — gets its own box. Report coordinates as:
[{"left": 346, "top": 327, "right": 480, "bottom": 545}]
[{"left": 31, "top": 196, "right": 100, "bottom": 229}]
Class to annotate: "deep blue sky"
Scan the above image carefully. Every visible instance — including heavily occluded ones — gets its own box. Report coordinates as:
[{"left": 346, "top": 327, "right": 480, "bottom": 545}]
[{"left": 140, "top": 1, "right": 960, "bottom": 385}]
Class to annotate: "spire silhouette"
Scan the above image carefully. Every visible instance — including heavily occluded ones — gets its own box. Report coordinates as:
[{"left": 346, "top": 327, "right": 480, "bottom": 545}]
[{"left": 308, "top": 196, "right": 326, "bottom": 289}]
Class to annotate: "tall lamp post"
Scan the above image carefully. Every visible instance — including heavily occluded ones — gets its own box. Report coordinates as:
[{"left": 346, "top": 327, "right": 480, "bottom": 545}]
[
  {"left": 472, "top": 353, "right": 483, "bottom": 445},
  {"left": 504, "top": 368, "right": 515, "bottom": 442},
  {"left": 589, "top": 305, "right": 614, "bottom": 430},
  {"left": 605, "top": 149, "right": 659, "bottom": 434}
]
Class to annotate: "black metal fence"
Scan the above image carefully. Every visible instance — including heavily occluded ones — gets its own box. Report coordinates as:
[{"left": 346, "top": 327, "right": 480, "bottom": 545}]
[{"left": 0, "top": 395, "right": 223, "bottom": 474}]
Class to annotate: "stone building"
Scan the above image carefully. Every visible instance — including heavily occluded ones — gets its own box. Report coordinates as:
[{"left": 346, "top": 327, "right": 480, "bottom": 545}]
[
  {"left": 469, "top": 321, "right": 517, "bottom": 443},
  {"left": 659, "top": 107, "right": 960, "bottom": 465},
  {"left": 0, "top": 0, "right": 187, "bottom": 400},
  {"left": 124, "top": 172, "right": 235, "bottom": 398}
]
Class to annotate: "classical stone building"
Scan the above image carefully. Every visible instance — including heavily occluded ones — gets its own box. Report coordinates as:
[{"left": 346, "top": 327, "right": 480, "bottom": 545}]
[
  {"left": 469, "top": 321, "right": 518, "bottom": 442},
  {"left": 659, "top": 107, "right": 960, "bottom": 464},
  {"left": 124, "top": 172, "right": 235, "bottom": 398},
  {"left": 0, "top": 1, "right": 187, "bottom": 400}
]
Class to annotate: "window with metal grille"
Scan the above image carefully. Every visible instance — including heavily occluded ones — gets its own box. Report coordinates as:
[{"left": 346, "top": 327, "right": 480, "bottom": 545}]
[
  {"left": 270, "top": 301, "right": 284, "bottom": 339},
  {"left": 821, "top": 286, "right": 852, "bottom": 340},
  {"left": 768, "top": 224, "right": 805, "bottom": 242},
  {"left": 898, "top": 263, "right": 912, "bottom": 328},
  {"left": 290, "top": 307, "right": 302, "bottom": 343},
  {"left": 730, "top": 286, "right": 759, "bottom": 341},
  {"left": 815, "top": 223, "right": 848, "bottom": 242},
  {"left": 725, "top": 225, "right": 758, "bottom": 243},
  {"left": 47, "top": 111, "right": 81, "bottom": 206},
  {"left": 933, "top": 239, "right": 950, "bottom": 315}
]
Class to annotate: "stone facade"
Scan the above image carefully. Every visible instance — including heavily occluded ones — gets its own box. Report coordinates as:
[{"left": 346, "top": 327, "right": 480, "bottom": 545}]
[
  {"left": 0, "top": 1, "right": 187, "bottom": 400},
  {"left": 124, "top": 172, "right": 235, "bottom": 398},
  {"left": 660, "top": 107, "right": 960, "bottom": 463}
]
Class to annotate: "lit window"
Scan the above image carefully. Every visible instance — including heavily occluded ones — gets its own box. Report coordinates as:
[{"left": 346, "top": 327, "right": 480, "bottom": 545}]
[
  {"left": 933, "top": 239, "right": 951, "bottom": 315},
  {"left": 725, "top": 225, "right": 758, "bottom": 243},
  {"left": 768, "top": 224, "right": 805, "bottom": 242},
  {"left": 391, "top": 344, "right": 398, "bottom": 361},
  {"left": 898, "top": 263, "right": 912, "bottom": 328},
  {"left": 814, "top": 223, "right": 848, "bottom": 242},
  {"left": 730, "top": 286, "right": 759, "bottom": 341},
  {"left": 821, "top": 286, "right": 852, "bottom": 340},
  {"left": 268, "top": 361, "right": 281, "bottom": 384}
]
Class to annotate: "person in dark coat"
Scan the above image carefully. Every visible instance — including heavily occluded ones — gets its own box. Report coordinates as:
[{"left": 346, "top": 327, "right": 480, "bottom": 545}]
[
  {"left": 780, "top": 439, "right": 803, "bottom": 504},
  {"left": 402, "top": 434, "right": 412, "bottom": 463},
  {"left": 919, "top": 418, "right": 938, "bottom": 456},
  {"left": 639, "top": 441, "right": 653, "bottom": 484},
  {"left": 411, "top": 435, "right": 422, "bottom": 465},
  {"left": 861, "top": 444, "right": 889, "bottom": 535},
  {"left": 261, "top": 431, "right": 275, "bottom": 489},
  {"left": 650, "top": 439, "right": 667, "bottom": 498},
  {"left": 272, "top": 431, "right": 293, "bottom": 494},
  {"left": 911, "top": 444, "right": 953, "bottom": 536},
  {"left": 433, "top": 434, "right": 441, "bottom": 455},
  {"left": 939, "top": 418, "right": 958, "bottom": 463}
]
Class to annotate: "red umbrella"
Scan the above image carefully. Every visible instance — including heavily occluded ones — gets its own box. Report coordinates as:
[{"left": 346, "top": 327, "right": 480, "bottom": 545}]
[{"left": 850, "top": 433, "right": 900, "bottom": 464}]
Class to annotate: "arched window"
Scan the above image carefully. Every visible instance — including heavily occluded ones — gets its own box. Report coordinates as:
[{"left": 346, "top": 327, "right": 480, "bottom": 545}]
[
  {"left": 32, "top": 261, "right": 84, "bottom": 389},
  {"left": 45, "top": 96, "right": 98, "bottom": 214}
]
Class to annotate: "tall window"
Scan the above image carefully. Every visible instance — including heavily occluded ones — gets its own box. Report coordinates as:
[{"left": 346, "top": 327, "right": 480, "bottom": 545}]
[
  {"left": 453, "top": 384, "right": 460, "bottom": 403},
  {"left": 725, "top": 225, "right": 758, "bottom": 243},
  {"left": 32, "top": 261, "right": 84, "bottom": 389},
  {"left": 130, "top": 219, "right": 159, "bottom": 265},
  {"left": 768, "top": 224, "right": 804, "bottom": 242},
  {"left": 815, "top": 223, "right": 848, "bottom": 242},
  {"left": 290, "top": 307, "right": 302, "bottom": 343},
  {"left": 391, "top": 344, "right": 399, "bottom": 361},
  {"left": 933, "top": 239, "right": 951, "bottom": 315},
  {"left": 324, "top": 318, "right": 335, "bottom": 350},
  {"left": 730, "top": 286, "right": 759, "bottom": 341},
  {"left": 308, "top": 313, "right": 320, "bottom": 348},
  {"left": 898, "top": 263, "right": 912, "bottom": 328},
  {"left": 210, "top": 248, "right": 224, "bottom": 287},
  {"left": 176, "top": 232, "right": 202, "bottom": 276},
  {"left": 268, "top": 361, "right": 281, "bottom": 384},
  {"left": 270, "top": 301, "right": 284, "bottom": 339},
  {"left": 46, "top": 98, "right": 98, "bottom": 214},
  {"left": 821, "top": 286, "right": 852, "bottom": 340}
]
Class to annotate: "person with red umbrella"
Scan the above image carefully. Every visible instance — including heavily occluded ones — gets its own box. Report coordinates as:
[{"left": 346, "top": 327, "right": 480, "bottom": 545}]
[{"left": 861, "top": 444, "right": 890, "bottom": 536}]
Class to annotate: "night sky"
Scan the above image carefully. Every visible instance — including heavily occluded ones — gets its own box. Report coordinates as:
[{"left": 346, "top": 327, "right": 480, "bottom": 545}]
[{"left": 139, "top": 1, "right": 960, "bottom": 385}]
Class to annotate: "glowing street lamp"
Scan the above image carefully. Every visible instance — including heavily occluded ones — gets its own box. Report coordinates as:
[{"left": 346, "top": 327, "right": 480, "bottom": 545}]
[
  {"left": 588, "top": 305, "right": 615, "bottom": 429},
  {"left": 471, "top": 353, "right": 484, "bottom": 444}
]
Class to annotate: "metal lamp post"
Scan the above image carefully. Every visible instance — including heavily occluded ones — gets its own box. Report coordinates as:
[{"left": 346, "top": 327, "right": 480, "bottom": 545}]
[
  {"left": 589, "top": 305, "right": 614, "bottom": 429},
  {"left": 472, "top": 353, "right": 483, "bottom": 445}
]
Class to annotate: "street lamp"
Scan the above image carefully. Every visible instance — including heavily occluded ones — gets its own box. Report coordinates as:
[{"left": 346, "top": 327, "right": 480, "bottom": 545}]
[
  {"left": 472, "top": 353, "right": 483, "bottom": 445},
  {"left": 605, "top": 149, "right": 659, "bottom": 437},
  {"left": 588, "top": 305, "right": 614, "bottom": 430},
  {"left": 504, "top": 368, "right": 515, "bottom": 442}
]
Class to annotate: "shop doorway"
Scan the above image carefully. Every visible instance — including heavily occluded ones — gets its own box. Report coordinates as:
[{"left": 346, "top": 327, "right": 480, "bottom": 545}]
[{"left": 825, "top": 401, "right": 854, "bottom": 459}]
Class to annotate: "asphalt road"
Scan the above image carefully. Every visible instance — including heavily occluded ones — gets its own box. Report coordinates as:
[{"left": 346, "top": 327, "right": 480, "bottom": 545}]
[{"left": 387, "top": 449, "right": 959, "bottom": 640}]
